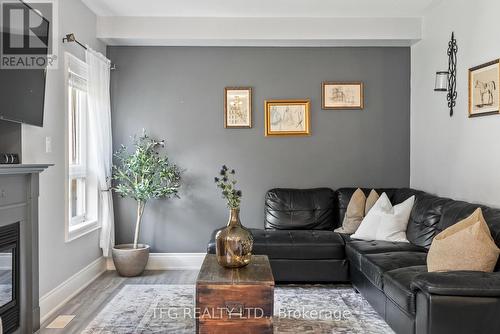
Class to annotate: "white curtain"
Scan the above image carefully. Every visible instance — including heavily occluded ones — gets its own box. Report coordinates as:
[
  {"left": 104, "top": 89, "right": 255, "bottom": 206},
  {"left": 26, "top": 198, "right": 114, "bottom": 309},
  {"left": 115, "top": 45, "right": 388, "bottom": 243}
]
[{"left": 86, "top": 47, "right": 115, "bottom": 257}]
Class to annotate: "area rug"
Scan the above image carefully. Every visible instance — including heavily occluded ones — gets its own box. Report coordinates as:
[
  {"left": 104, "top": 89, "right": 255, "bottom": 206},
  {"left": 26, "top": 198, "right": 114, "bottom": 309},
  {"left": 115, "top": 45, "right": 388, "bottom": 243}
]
[{"left": 82, "top": 284, "right": 393, "bottom": 334}]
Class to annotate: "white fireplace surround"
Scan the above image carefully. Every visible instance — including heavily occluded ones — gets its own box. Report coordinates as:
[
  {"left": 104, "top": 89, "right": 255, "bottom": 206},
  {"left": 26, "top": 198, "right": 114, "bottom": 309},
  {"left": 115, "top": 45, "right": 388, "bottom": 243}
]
[{"left": 0, "top": 164, "right": 51, "bottom": 334}]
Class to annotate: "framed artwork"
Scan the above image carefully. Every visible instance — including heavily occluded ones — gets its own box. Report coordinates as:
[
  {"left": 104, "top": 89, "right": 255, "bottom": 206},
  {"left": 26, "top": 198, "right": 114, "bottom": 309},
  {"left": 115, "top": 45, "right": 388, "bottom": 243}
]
[
  {"left": 264, "top": 99, "right": 311, "bottom": 136},
  {"left": 224, "top": 87, "right": 252, "bottom": 128},
  {"left": 469, "top": 59, "right": 499, "bottom": 117},
  {"left": 322, "top": 81, "right": 364, "bottom": 110}
]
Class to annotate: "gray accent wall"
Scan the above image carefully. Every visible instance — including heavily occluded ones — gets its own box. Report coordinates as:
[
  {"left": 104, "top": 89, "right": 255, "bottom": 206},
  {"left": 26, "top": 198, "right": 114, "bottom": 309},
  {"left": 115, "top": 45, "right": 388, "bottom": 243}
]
[{"left": 108, "top": 46, "right": 410, "bottom": 252}]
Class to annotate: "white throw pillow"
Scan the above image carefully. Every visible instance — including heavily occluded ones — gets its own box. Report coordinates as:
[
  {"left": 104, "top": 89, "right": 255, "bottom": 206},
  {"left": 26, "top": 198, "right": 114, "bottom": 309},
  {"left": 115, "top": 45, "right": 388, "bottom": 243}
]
[
  {"left": 351, "top": 192, "right": 392, "bottom": 240},
  {"left": 376, "top": 195, "right": 415, "bottom": 242},
  {"left": 351, "top": 193, "right": 415, "bottom": 242}
]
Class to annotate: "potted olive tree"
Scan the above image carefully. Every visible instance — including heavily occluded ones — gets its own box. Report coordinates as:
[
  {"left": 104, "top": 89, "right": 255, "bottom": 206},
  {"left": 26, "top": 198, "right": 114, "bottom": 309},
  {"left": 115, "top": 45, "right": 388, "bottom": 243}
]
[{"left": 112, "top": 131, "right": 181, "bottom": 277}]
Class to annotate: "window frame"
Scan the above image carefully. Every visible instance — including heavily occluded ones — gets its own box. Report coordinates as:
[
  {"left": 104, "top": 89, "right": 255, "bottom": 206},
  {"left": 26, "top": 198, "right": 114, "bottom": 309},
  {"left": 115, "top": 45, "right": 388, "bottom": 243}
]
[{"left": 64, "top": 52, "right": 100, "bottom": 242}]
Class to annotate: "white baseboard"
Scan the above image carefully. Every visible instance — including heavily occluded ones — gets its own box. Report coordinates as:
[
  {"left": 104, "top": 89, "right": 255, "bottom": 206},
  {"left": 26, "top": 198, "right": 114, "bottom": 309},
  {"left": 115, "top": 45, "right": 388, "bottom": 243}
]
[
  {"left": 106, "top": 252, "right": 206, "bottom": 271},
  {"left": 39, "top": 253, "right": 204, "bottom": 324},
  {"left": 39, "top": 256, "right": 107, "bottom": 324}
]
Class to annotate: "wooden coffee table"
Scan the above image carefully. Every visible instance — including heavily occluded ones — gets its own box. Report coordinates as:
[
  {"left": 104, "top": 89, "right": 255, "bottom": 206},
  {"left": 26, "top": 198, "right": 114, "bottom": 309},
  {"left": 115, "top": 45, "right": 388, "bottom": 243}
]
[{"left": 196, "top": 254, "right": 275, "bottom": 334}]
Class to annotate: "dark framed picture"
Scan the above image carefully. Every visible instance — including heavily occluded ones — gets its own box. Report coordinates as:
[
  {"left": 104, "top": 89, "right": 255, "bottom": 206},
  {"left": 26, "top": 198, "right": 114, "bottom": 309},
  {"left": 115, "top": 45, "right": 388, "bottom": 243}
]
[
  {"left": 322, "top": 82, "right": 364, "bottom": 110},
  {"left": 224, "top": 87, "right": 252, "bottom": 128},
  {"left": 264, "top": 99, "right": 310, "bottom": 137},
  {"left": 469, "top": 59, "right": 499, "bottom": 117}
]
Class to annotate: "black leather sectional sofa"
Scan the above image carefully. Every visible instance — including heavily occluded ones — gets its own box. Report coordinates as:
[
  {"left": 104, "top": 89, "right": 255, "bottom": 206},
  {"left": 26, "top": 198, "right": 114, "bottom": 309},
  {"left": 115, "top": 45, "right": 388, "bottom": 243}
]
[{"left": 207, "top": 188, "right": 500, "bottom": 334}]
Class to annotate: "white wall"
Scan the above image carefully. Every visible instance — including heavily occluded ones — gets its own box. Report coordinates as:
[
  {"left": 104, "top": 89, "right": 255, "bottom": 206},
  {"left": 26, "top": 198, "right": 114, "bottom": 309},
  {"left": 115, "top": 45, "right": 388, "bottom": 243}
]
[
  {"left": 22, "top": 0, "right": 106, "bottom": 297},
  {"left": 411, "top": 0, "right": 500, "bottom": 207}
]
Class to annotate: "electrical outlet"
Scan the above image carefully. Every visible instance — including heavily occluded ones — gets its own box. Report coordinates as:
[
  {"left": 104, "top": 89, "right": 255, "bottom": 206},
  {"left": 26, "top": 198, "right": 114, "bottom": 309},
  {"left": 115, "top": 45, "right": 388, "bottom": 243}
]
[{"left": 45, "top": 136, "right": 52, "bottom": 153}]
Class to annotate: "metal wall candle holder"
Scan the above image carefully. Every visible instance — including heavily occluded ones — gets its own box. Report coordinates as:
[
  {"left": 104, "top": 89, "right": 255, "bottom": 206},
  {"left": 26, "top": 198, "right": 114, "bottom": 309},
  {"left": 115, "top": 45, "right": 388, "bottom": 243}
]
[{"left": 434, "top": 32, "right": 458, "bottom": 116}]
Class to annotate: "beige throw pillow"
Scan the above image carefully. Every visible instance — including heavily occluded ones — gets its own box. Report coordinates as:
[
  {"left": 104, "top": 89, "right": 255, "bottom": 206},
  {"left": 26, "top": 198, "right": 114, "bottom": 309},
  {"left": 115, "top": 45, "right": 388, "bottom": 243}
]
[
  {"left": 335, "top": 189, "right": 365, "bottom": 234},
  {"left": 365, "top": 189, "right": 380, "bottom": 215},
  {"left": 335, "top": 189, "right": 379, "bottom": 234},
  {"left": 427, "top": 208, "right": 500, "bottom": 272}
]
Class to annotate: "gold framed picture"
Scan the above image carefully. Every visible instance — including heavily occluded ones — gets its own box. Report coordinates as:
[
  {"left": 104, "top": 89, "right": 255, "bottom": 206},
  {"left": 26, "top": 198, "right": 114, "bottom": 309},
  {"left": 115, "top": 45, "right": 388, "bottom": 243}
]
[
  {"left": 322, "top": 82, "right": 364, "bottom": 110},
  {"left": 468, "top": 59, "right": 499, "bottom": 117},
  {"left": 264, "top": 99, "right": 311, "bottom": 136},
  {"left": 224, "top": 87, "right": 252, "bottom": 128}
]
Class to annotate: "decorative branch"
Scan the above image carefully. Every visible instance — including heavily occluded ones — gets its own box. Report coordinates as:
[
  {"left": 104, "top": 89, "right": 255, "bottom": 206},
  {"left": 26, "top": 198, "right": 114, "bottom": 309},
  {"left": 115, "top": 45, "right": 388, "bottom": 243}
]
[{"left": 214, "top": 165, "right": 242, "bottom": 209}]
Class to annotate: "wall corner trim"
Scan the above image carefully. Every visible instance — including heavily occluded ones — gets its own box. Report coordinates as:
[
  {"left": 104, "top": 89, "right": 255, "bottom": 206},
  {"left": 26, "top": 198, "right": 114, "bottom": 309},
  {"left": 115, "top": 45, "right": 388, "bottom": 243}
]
[
  {"left": 106, "top": 252, "right": 206, "bottom": 271},
  {"left": 39, "top": 256, "right": 107, "bottom": 324}
]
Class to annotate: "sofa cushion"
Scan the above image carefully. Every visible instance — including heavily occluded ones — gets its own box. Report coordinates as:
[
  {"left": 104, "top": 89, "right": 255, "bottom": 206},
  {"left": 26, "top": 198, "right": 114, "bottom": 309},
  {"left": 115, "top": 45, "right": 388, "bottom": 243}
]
[
  {"left": 483, "top": 207, "right": 500, "bottom": 252},
  {"left": 207, "top": 228, "right": 345, "bottom": 260},
  {"left": 393, "top": 188, "right": 454, "bottom": 249},
  {"left": 345, "top": 239, "right": 427, "bottom": 270},
  {"left": 439, "top": 201, "right": 500, "bottom": 244},
  {"left": 265, "top": 188, "right": 337, "bottom": 230},
  {"left": 360, "top": 252, "right": 428, "bottom": 289},
  {"left": 383, "top": 265, "right": 427, "bottom": 315}
]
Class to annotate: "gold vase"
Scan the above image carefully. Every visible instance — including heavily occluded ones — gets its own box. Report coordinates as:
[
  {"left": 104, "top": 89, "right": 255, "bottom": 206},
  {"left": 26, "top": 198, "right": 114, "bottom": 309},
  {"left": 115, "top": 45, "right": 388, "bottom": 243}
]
[{"left": 215, "top": 208, "right": 253, "bottom": 268}]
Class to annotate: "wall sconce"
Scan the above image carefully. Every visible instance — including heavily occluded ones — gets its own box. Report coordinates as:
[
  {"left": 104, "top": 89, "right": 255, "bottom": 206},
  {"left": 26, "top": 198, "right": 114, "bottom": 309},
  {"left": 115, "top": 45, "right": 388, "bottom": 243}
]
[{"left": 434, "top": 32, "right": 458, "bottom": 116}]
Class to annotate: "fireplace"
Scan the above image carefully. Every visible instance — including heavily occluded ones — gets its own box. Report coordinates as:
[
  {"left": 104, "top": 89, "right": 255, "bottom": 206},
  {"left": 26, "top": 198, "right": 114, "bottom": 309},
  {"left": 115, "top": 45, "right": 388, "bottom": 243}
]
[
  {"left": 0, "top": 222, "right": 20, "bottom": 334},
  {"left": 0, "top": 164, "right": 50, "bottom": 334}
]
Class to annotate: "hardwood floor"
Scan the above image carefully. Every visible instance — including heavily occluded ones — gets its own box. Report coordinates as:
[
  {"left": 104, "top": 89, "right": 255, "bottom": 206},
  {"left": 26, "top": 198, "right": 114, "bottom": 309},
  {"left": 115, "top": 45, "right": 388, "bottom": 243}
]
[{"left": 39, "top": 270, "right": 199, "bottom": 333}]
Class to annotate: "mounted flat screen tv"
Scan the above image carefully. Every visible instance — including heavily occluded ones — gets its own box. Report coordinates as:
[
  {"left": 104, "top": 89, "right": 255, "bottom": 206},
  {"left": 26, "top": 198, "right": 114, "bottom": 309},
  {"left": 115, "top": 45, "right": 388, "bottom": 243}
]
[
  {"left": 0, "top": 68, "right": 47, "bottom": 126},
  {"left": 0, "top": 1, "right": 49, "bottom": 127}
]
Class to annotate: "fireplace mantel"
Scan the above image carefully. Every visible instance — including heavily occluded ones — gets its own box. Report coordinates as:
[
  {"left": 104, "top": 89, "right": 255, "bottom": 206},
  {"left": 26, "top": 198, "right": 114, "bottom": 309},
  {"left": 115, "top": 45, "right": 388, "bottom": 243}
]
[
  {"left": 0, "top": 164, "right": 51, "bottom": 333},
  {"left": 0, "top": 164, "right": 52, "bottom": 175}
]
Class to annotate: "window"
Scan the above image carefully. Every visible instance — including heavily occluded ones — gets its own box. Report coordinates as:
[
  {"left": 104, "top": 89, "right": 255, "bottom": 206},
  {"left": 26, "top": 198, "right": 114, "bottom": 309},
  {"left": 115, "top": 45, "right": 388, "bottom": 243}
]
[{"left": 65, "top": 53, "right": 99, "bottom": 241}]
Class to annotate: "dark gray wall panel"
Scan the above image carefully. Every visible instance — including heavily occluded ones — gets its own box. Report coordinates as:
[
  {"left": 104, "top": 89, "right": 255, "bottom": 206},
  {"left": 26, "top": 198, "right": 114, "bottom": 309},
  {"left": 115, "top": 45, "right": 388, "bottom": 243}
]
[{"left": 108, "top": 46, "right": 410, "bottom": 252}]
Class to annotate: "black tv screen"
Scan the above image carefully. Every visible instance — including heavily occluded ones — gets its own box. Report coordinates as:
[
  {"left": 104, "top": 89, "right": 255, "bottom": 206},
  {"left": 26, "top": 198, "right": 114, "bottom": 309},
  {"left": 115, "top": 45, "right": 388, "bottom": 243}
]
[
  {"left": 0, "top": 69, "right": 46, "bottom": 126},
  {"left": 0, "top": 1, "right": 49, "bottom": 127}
]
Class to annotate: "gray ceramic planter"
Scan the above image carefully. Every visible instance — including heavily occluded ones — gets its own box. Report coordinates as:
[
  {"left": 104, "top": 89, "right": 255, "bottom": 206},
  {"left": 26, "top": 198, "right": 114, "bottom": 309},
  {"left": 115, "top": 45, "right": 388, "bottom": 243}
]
[{"left": 112, "top": 244, "right": 150, "bottom": 277}]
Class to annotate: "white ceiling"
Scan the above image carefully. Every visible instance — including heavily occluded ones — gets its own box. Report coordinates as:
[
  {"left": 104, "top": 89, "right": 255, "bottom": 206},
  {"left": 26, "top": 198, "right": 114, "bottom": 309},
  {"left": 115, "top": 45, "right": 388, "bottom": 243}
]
[{"left": 82, "top": 0, "right": 437, "bottom": 18}]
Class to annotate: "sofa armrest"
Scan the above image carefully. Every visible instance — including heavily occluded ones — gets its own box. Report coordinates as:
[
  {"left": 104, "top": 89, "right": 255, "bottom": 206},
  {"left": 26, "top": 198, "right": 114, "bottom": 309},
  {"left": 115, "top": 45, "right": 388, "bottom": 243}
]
[{"left": 411, "top": 271, "right": 500, "bottom": 297}]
